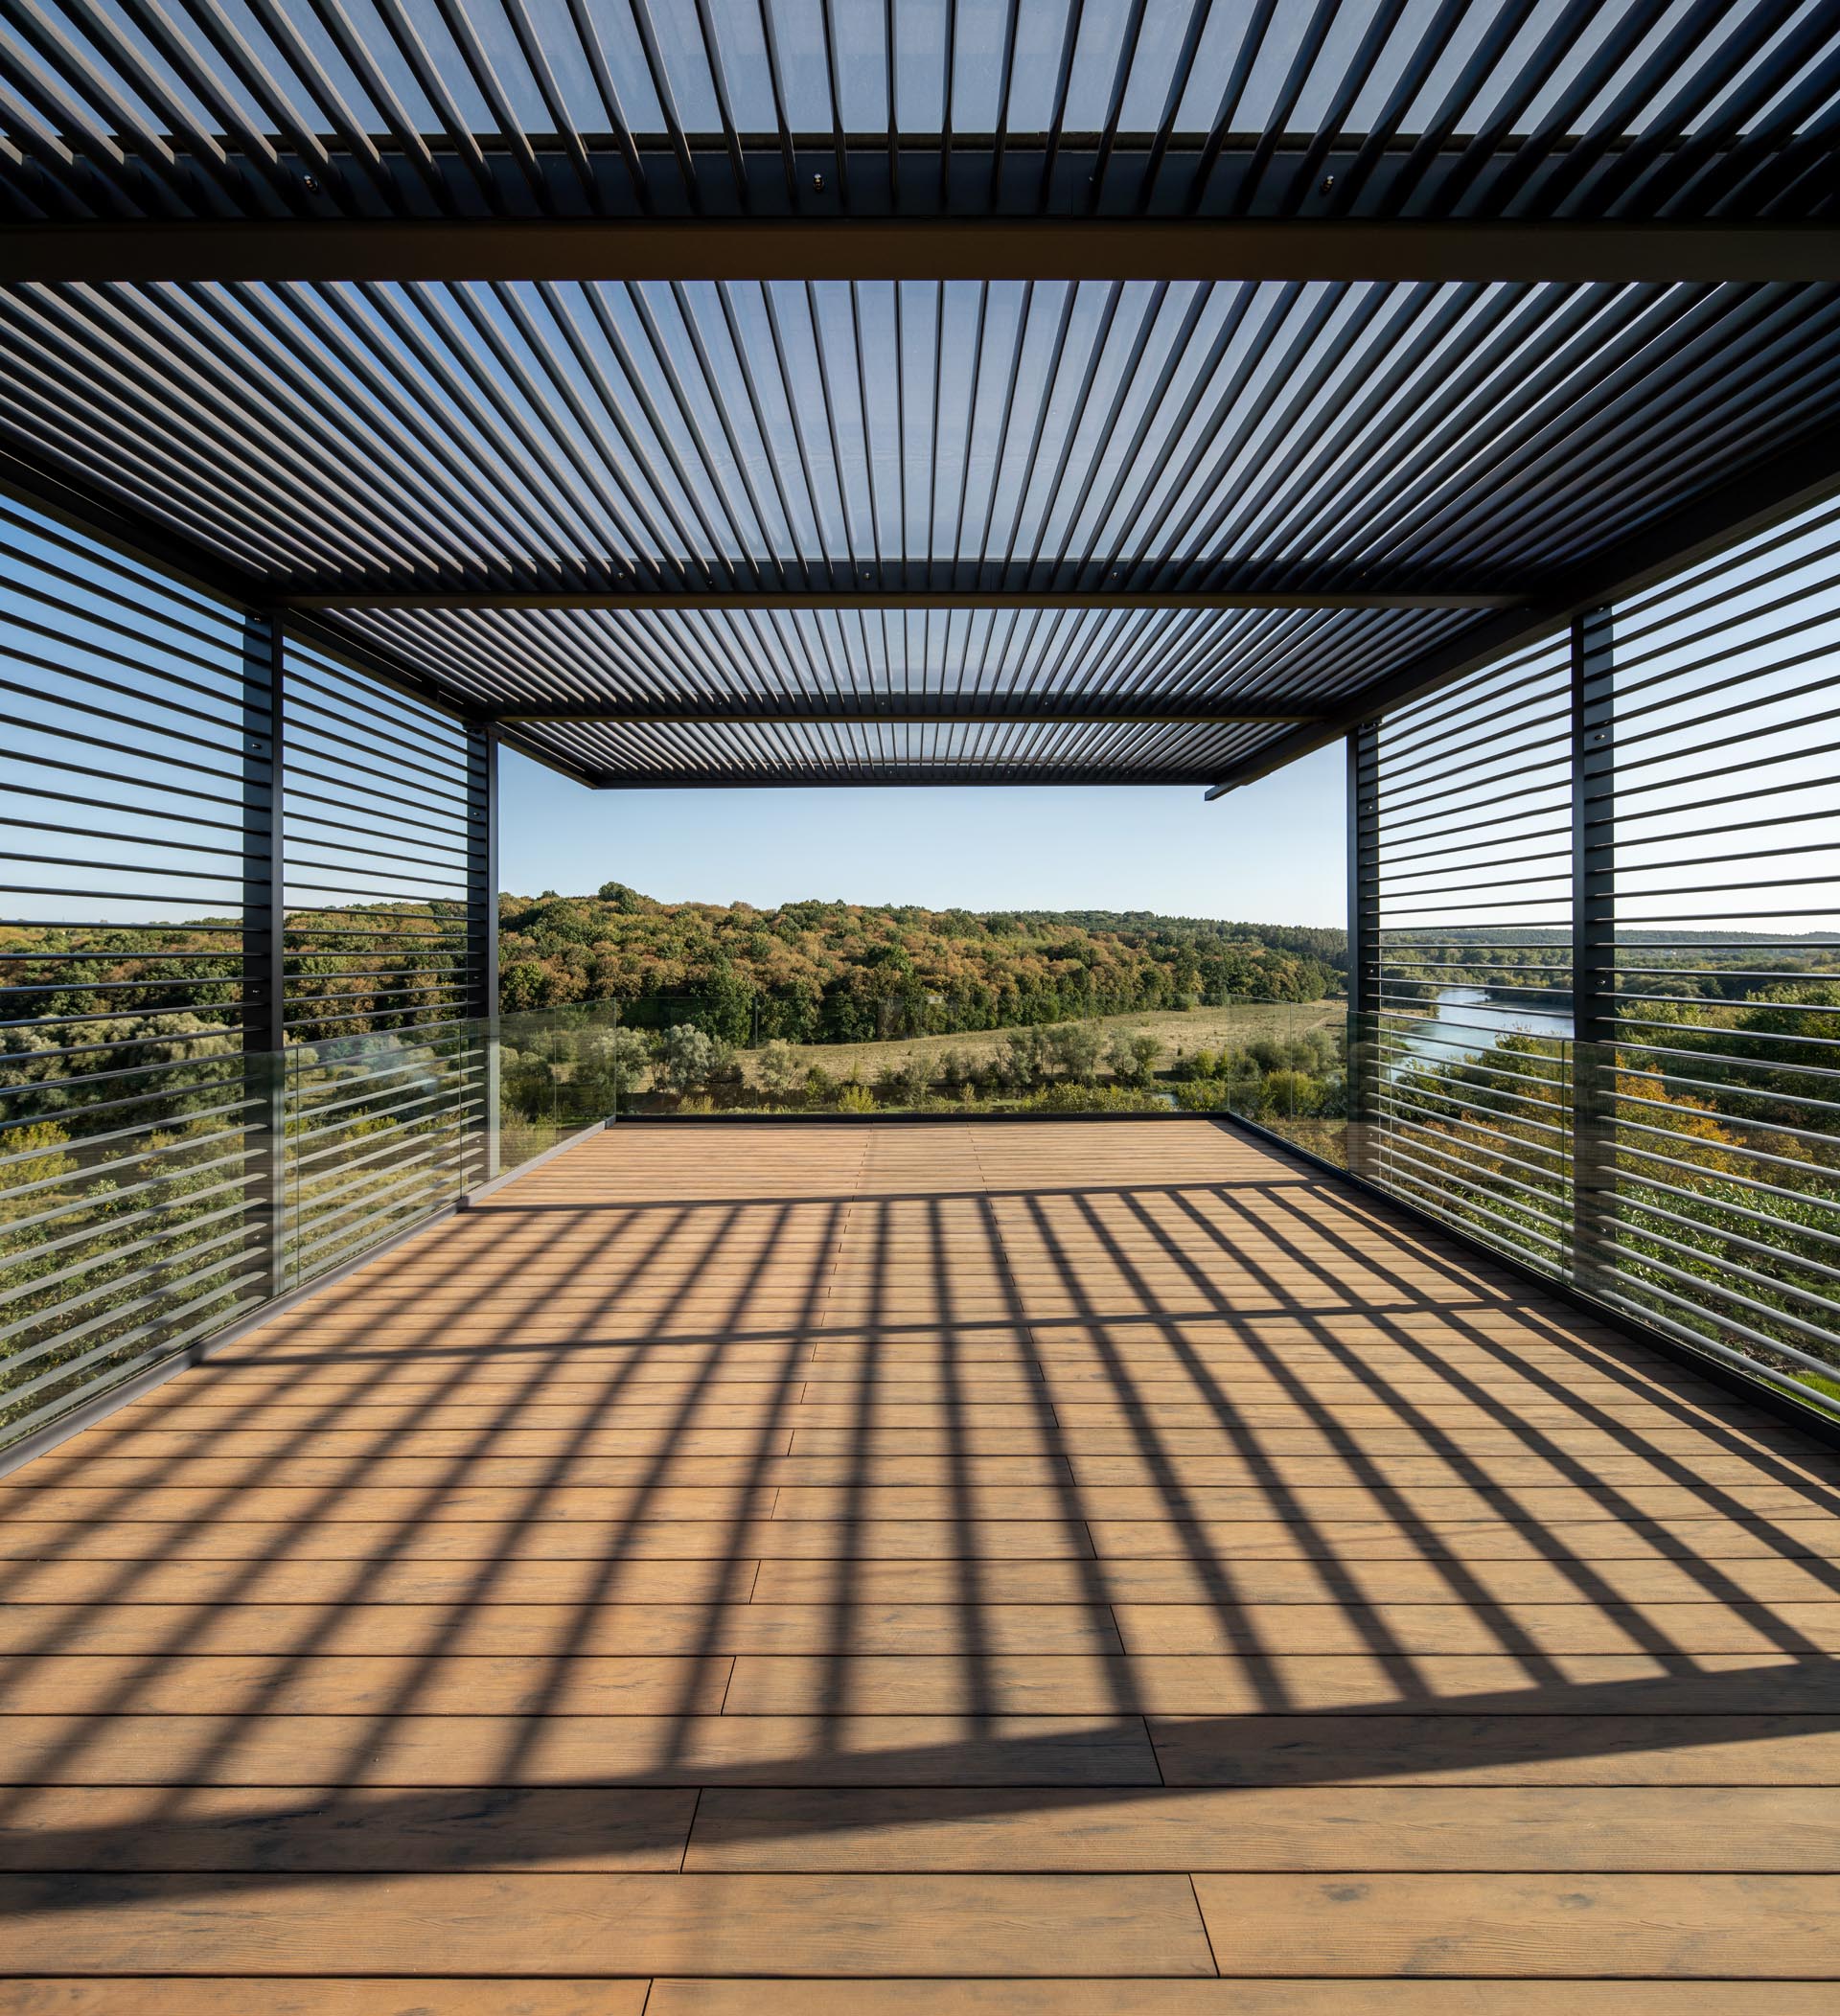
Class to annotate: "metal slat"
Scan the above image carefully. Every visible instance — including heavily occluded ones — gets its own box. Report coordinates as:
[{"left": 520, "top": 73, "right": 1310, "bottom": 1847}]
[
  {"left": 1353, "top": 474, "right": 1840, "bottom": 1417},
  {"left": 4, "top": 0, "right": 1840, "bottom": 1466},
  {"left": 0, "top": 495, "right": 498, "bottom": 1454}
]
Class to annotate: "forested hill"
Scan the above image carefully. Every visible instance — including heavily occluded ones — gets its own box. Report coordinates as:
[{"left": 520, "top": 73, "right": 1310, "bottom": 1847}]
[
  {"left": 1011, "top": 912, "right": 1347, "bottom": 966},
  {"left": 500, "top": 885, "right": 1345, "bottom": 1042}
]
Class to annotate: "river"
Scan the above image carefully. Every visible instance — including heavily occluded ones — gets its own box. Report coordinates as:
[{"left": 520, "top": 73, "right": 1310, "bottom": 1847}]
[{"left": 1384, "top": 985, "right": 1574, "bottom": 1076}]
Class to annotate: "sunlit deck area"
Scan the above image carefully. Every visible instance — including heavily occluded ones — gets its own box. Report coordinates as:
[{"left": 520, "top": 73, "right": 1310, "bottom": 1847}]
[{"left": 0, "top": 1118, "right": 1836, "bottom": 2008}]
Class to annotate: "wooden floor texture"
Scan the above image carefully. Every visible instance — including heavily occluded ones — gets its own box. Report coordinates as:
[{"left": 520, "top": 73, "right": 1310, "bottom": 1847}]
[{"left": 3, "top": 1118, "right": 1840, "bottom": 2012}]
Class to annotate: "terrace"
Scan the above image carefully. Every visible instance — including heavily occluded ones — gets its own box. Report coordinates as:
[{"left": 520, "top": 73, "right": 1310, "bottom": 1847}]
[{"left": 4, "top": 0, "right": 1840, "bottom": 2006}]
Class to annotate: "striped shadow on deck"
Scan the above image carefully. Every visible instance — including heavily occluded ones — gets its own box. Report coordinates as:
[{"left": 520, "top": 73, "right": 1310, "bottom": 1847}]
[{"left": 2, "top": 1120, "right": 1838, "bottom": 2013}]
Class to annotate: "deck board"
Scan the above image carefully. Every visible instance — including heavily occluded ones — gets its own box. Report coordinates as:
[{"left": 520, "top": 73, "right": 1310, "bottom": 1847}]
[{"left": 3, "top": 1118, "right": 1838, "bottom": 2008}]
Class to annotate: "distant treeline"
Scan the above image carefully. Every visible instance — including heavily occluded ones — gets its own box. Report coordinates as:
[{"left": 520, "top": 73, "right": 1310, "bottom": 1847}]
[
  {"left": 1006, "top": 911, "right": 1348, "bottom": 966},
  {"left": 1379, "top": 927, "right": 1837, "bottom": 1007},
  {"left": 498, "top": 885, "right": 1345, "bottom": 1042}
]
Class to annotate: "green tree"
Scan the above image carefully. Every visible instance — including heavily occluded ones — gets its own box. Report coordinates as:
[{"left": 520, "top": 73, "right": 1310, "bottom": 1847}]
[
  {"left": 656, "top": 1024, "right": 718, "bottom": 1094},
  {"left": 590, "top": 1026, "right": 651, "bottom": 1099},
  {"left": 756, "top": 1040, "right": 806, "bottom": 1102},
  {"left": 876, "top": 1055, "right": 933, "bottom": 1107},
  {"left": 1048, "top": 1021, "right": 1104, "bottom": 1083},
  {"left": 1107, "top": 1030, "right": 1162, "bottom": 1083}
]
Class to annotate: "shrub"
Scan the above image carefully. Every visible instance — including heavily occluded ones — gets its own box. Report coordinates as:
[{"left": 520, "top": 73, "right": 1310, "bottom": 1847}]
[
  {"left": 590, "top": 1025, "right": 651, "bottom": 1096},
  {"left": 756, "top": 1039, "right": 805, "bottom": 1101},
  {"left": 1027, "top": 1081, "right": 1167, "bottom": 1114},
  {"left": 1259, "top": 1067, "right": 1322, "bottom": 1117},
  {"left": 1108, "top": 1030, "right": 1162, "bottom": 1083},
  {"left": 1047, "top": 1020, "right": 1104, "bottom": 1083},
  {"left": 876, "top": 1055, "right": 933, "bottom": 1106},
  {"left": 837, "top": 1082, "right": 876, "bottom": 1113},
  {"left": 656, "top": 1023, "right": 718, "bottom": 1093},
  {"left": 995, "top": 1026, "right": 1050, "bottom": 1089}
]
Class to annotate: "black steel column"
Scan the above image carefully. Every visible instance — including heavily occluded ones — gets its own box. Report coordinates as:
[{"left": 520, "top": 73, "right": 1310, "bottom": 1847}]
[
  {"left": 1571, "top": 607, "right": 1617, "bottom": 1295},
  {"left": 467, "top": 722, "right": 500, "bottom": 1184},
  {"left": 1346, "top": 722, "right": 1380, "bottom": 1180},
  {"left": 241, "top": 612, "right": 286, "bottom": 1298}
]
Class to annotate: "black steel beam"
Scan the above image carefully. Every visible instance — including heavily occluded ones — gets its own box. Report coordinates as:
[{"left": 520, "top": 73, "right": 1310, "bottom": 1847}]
[
  {"left": 281, "top": 584, "right": 1516, "bottom": 613},
  {"left": 502, "top": 697, "right": 1322, "bottom": 725},
  {"left": 1346, "top": 722, "right": 1379, "bottom": 1185},
  {"left": 1204, "top": 418, "right": 1840, "bottom": 798},
  {"left": 586, "top": 767, "right": 1230, "bottom": 789},
  {"left": 466, "top": 722, "right": 500, "bottom": 1187},
  {"left": 241, "top": 610, "right": 286, "bottom": 1299},
  {"left": 1571, "top": 606, "right": 1616, "bottom": 1301},
  {"left": 6, "top": 219, "right": 1839, "bottom": 285}
]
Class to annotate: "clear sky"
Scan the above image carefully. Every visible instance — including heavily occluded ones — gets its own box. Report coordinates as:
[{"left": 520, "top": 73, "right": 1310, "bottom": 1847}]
[{"left": 498, "top": 739, "right": 1346, "bottom": 925}]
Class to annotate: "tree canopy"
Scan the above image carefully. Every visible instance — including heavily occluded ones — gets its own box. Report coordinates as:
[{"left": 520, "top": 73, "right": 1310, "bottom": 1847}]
[{"left": 496, "top": 889, "right": 1345, "bottom": 1041}]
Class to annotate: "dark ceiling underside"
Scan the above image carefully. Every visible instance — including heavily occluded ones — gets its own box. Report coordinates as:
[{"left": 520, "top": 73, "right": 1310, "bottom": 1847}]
[{"left": 2, "top": 0, "right": 1838, "bottom": 791}]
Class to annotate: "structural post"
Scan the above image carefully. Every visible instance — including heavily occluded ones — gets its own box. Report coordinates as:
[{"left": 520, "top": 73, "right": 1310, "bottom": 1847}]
[
  {"left": 467, "top": 722, "right": 500, "bottom": 1184},
  {"left": 241, "top": 612, "right": 287, "bottom": 1298},
  {"left": 1346, "top": 722, "right": 1380, "bottom": 1180},
  {"left": 1571, "top": 607, "right": 1617, "bottom": 1295}
]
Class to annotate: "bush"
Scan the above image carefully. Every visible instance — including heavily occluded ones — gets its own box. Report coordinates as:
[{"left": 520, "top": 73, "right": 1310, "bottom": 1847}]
[
  {"left": 995, "top": 1026, "right": 1050, "bottom": 1089},
  {"left": 756, "top": 1039, "right": 805, "bottom": 1101},
  {"left": 1107, "top": 1030, "right": 1162, "bottom": 1083},
  {"left": 1047, "top": 1020, "right": 1104, "bottom": 1083},
  {"left": 875, "top": 1055, "right": 933, "bottom": 1106},
  {"left": 837, "top": 1082, "right": 876, "bottom": 1113},
  {"left": 656, "top": 1023, "right": 717, "bottom": 1093},
  {"left": 590, "top": 1025, "right": 651, "bottom": 1098},
  {"left": 1025, "top": 1081, "right": 1167, "bottom": 1114},
  {"left": 1260, "top": 1067, "right": 1323, "bottom": 1118}
]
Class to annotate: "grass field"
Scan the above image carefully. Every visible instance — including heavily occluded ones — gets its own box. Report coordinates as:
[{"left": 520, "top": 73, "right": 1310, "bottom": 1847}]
[{"left": 746, "top": 998, "right": 1344, "bottom": 1087}]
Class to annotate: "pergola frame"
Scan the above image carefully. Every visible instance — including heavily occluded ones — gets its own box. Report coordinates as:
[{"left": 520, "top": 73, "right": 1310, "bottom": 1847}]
[
  {"left": 2, "top": 0, "right": 1838, "bottom": 795},
  {"left": 4, "top": 0, "right": 1840, "bottom": 1471},
  {"left": 7, "top": 217, "right": 1840, "bottom": 284}
]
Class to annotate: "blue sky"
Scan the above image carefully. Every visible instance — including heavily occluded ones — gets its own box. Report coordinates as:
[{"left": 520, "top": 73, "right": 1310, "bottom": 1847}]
[{"left": 498, "top": 739, "right": 1346, "bottom": 924}]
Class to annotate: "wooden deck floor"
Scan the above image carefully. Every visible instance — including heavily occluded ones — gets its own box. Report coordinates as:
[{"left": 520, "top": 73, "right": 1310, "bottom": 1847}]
[{"left": 3, "top": 1118, "right": 1840, "bottom": 2012}]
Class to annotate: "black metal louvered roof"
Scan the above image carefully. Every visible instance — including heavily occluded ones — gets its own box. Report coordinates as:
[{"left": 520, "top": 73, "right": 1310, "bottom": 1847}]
[{"left": 2, "top": 1, "right": 1838, "bottom": 790}]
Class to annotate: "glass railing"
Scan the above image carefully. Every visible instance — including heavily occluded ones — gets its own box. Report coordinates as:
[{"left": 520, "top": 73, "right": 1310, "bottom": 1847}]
[
  {"left": 1572, "top": 1023, "right": 1840, "bottom": 1423},
  {"left": 1, "top": 1002, "right": 614, "bottom": 1456},
  {"left": 11, "top": 987, "right": 1839, "bottom": 1457},
  {"left": 1331, "top": 1016, "right": 1840, "bottom": 1426},
  {"left": 597, "top": 991, "right": 1348, "bottom": 1120},
  {"left": 494, "top": 998, "right": 630, "bottom": 1166}
]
